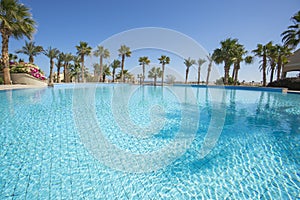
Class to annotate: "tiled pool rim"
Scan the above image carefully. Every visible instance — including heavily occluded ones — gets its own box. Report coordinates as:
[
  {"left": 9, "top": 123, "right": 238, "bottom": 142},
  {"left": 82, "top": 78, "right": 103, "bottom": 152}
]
[{"left": 52, "top": 83, "right": 289, "bottom": 93}]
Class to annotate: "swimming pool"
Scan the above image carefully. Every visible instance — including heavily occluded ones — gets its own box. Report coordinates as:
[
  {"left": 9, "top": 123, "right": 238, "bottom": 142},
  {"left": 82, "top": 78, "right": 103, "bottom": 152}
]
[{"left": 0, "top": 84, "right": 299, "bottom": 199}]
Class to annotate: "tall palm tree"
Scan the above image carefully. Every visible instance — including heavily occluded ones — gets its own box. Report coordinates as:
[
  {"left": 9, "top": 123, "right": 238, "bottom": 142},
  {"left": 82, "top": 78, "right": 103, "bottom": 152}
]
[
  {"left": 93, "top": 45, "right": 110, "bottom": 82},
  {"left": 158, "top": 55, "right": 170, "bottom": 86},
  {"left": 43, "top": 47, "right": 59, "bottom": 85},
  {"left": 110, "top": 59, "right": 121, "bottom": 82},
  {"left": 0, "top": 0, "right": 36, "bottom": 84},
  {"left": 72, "top": 55, "right": 82, "bottom": 82},
  {"left": 118, "top": 45, "right": 131, "bottom": 82},
  {"left": 15, "top": 41, "right": 43, "bottom": 63},
  {"left": 252, "top": 42, "right": 273, "bottom": 86},
  {"left": 148, "top": 67, "right": 162, "bottom": 86},
  {"left": 232, "top": 43, "right": 252, "bottom": 85},
  {"left": 56, "top": 52, "right": 64, "bottom": 83},
  {"left": 138, "top": 56, "right": 150, "bottom": 84},
  {"left": 93, "top": 63, "right": 100, "bottom": 78},
  {"left": 267, "top": 43, "right": 278, "bottom": 83},
  {"left": 69, "top": 55, "right": 81, "bottom": 83},
  {"left": 281, "top": 11, "right": 300, "bottom": 49},
  {"left": 62, "top": 53, "right": 73, "bottom": 83},
  {"left": 197, "top": 58, "right": 206, "bottom": 84},
  {"left": 212, "top": 38, "right": 237, "bottom": 85},
  {"left": 206, "top": 54, "right": 213, "bottom": 85},
  {"left": 102, "top": 64, "right": 111, "bottom": 82},
  {"left": 184, "top": 57, "right": 196, "bottom": 84},
  {"left": 275, "top": 44, "right": 291, "bottom": 81},
  {"left": 76, "top": 41, "right": 92, "bottom": 82}
]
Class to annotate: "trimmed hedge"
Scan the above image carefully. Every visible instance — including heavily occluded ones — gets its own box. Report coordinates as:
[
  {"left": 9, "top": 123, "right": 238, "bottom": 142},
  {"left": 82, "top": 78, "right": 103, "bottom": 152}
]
[{"left": 268, "top": 78, "right": 300, "bottom": 90}]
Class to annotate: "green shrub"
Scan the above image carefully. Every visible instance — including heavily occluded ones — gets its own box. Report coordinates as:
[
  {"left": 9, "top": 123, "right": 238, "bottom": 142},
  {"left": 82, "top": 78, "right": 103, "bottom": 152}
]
[
  {"left": 10, "top": 64, "right": 27, "bottom": 73},
  {"left": 0, "top": 77, "right": 4, "bottom": 85}
]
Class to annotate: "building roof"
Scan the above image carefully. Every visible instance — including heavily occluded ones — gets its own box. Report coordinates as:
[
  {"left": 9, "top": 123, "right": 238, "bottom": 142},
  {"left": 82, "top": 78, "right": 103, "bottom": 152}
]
[{"left": 283, "top": 48, "right": 300, "bottom": 73}]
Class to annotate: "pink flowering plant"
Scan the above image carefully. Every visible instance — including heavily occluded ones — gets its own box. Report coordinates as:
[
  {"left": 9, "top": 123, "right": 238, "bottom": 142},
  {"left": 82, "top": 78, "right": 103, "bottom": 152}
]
[{"left": 10, "top": 62, "right": 47, "bottom": 80}]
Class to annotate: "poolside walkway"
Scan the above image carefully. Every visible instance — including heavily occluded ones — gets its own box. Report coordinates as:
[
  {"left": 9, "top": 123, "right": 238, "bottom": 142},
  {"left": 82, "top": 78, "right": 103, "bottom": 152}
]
[
  {"left": 0, "top": 84, "right": 48, "bottom": 90},
  {"left": 288, "top": 90, "right": 300, "bottom": 94}
]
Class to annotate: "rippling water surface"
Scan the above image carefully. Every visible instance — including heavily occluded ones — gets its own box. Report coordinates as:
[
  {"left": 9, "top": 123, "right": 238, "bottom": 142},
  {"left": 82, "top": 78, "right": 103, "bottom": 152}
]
[{"left": 0, "top": 84, "right": 299, "bottom": 199}]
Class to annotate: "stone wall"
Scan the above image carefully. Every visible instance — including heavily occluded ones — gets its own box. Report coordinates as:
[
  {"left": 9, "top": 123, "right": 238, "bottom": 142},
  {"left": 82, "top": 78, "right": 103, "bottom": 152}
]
[{"left": 0, "top": 73, "right": 48, "bottom": 86}]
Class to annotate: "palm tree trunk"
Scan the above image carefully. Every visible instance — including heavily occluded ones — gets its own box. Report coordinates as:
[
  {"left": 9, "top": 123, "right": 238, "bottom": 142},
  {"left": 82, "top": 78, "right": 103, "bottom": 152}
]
[
  {"left": 185, "top": 67, "right": 189, "bottom": 84},
  {"left": 281, "top": 70, "right": 287, "bottom": 79},
  {"left": 65, "top": 63, "right": 70, "bottom": 83},
  {"left": 112, "top": 68, "right": 116, "bottom": 82},
  {"left": 262, "top": 55, "right": 267, "bottom": 86},
  {"left": 270, "top": 64, "right": 275, "bottom": 83},
  {"left": 81, "top": 55, "right": 85, "bottom": 82},
  {"left": 112, "top": 69, "right": 115, "bottom": 82},
  {"left": 49, "top": 59, "right": 54, "bottom": 84},
  {"left": 197, "top": 66, "right": 200, "bottom": 84},
  {"left": 234, "top": 64, "right": 240, "bottom": 85},
  {"left": 206, "top": 63, "right": 211, "bottom": 85},
  {"left": 161, "top": 63, "right": 164, "bottom": 86},
  {"left": 276, "top": 56, "right": 282, "bottom": 81},
  {"left": 142, "top": 63, "right": 145, "bottom": 84},
  {"left": 57, "top": 65, "right": 61, "bottom": 83},
  {"left": 99, "top": 56, "right": 103, "bottom": 82},
  {"left": 154, "top": 76, "right": 157, "bottom": 86},
  {"left": 232, "top": 64, "right": 236, "bottom": 81},
  {"left": 29, "top": 56, "right": 34, "bottom": 63},
  {"left": 121, "top": 55, "right": 125, "bottom": 82},
  {"left": 224, "top": 64, "right": 230, "bottom": 85},
  {"left": 63, "top": 63, "right": 67, "bottom": 82},
  {"left": 1, "top": 33, "right": 11, "bottom": 85}
]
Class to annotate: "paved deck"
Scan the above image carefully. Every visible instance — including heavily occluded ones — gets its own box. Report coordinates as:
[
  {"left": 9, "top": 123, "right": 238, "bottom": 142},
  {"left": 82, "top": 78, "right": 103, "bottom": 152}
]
[
  {"left": 0, "top": 84, "right": 48, "bottom": 91},
  {"left": 287, "top": 90, "right": 300, "bottom": 94}
]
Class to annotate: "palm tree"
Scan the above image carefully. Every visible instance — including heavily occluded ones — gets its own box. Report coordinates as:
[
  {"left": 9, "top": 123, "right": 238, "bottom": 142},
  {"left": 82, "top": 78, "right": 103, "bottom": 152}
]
[
  {"left": 212, "top": 38, "right": 237, "bottom": 85},
  {"left": 197, "top": 58, "right": 206, "bottom": 84},
  {"left": 148, "top": 67, "right": 162, "bottom": 86},
  {"left": 93, "top": 45, "right": 110, "bottom": 82},
  {"left": 275, "top": 45, "right": 292, "bottom": 81},
  {"left": 138, "top": 56, "right": 150, "bottom": 84},
  {"left": 118, "top": 45, "right": 131, "bottom": 82},
  {"left": 116, "top": 69, "right": 132, "bottom": 82},
  {"left": 15, "top": 41, "right": 43, "bottom": 63},
  {"left": 267, "top": 43, "right": 278, "bottom": 83},
  {"left": 76, "top": 41, "right": 92, "bottom": 82},
  {"left": 56, "top": 52, "right": 64, "bottom": 83},
  {"left": 9, "top": 53, "right": 18, "bottom": 63},
  {"left": 93, "top": 63, "right": 100, "bottom": 78},
  {"left": 281, "top": 11, "right": 300, "bottom": 49},
  {"left": 183, "top": 57, "right": 196, "bottom": 84},
  {"left": 43, "top": 47, "right": 59, "bottom": 85},
  {"left": 0, "top": 0, "right": 36, "bottom": 84},
  {"left": 62, "top": 53, "right": 73, "bottom": 83},
  {"left": 232, "top": 43, "right": 252, "bottom": 85},
  {"left": 110, "top": 59, "right": 121, "bottom": 82},
  {"left": 70, "top": 55, "right": 81, "bottom": 82},
  {"left": 252, "top": 42, "right": 273, "bottom": 86},
  {"left": 206, "top": 54, "right": 213, "bottom": 85},
  {"left": 69, "top": 56, "right": 81, "bottom": 83},
  {"left": 102, "top": 64, "right": 111, "bottom": 82},
  {"left": 158, "top": 55, "right": 170, "bottom": 86}
]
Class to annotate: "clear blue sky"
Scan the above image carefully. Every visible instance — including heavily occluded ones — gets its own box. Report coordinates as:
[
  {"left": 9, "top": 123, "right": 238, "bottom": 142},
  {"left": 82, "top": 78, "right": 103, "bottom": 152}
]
[{"left": 9, "top": 0, "right": 299, "bottom": 82}]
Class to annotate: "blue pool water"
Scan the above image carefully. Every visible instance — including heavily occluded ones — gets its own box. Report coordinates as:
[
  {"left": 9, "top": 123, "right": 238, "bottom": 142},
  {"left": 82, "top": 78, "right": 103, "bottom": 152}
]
[{"left": 0, "top": 84, "right": 299, "bottom": 199}]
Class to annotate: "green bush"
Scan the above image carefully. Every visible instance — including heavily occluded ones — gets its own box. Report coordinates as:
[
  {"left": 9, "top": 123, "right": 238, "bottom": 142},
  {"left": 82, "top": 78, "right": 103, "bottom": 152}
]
[
  {"left": 215, "top": 77, "right": 239, "bottom": 85},
  {"left": 0, "top": 77, "right": 4, "bottom": 85},
  {"left": 215, "top": 77, "right": 224, "bottom": 85},
  {"left": 10, "top": 64, "right": 27, "bottom": 73}
]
